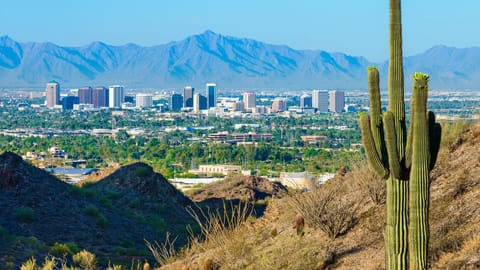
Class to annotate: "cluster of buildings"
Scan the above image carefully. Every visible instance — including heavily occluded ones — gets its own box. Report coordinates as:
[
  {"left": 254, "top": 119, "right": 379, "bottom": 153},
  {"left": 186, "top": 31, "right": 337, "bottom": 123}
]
[
  {"left": 301, "top": 90, "right": 345, "bottom": 113},
  {"left": 45, "top": 80, "right": 346, "bottom": 114},
  {"left": 170, "top": 83, "right": 217, "bottom": 112},
  {"left": 45, "top": 81, "right": 153, "bottom": 110}
]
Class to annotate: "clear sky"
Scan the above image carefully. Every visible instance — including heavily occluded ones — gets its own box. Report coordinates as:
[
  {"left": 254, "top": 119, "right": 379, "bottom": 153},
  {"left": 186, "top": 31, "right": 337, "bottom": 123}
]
[{"left": 0, "top": 0, "right": 477, "bottom": 62}]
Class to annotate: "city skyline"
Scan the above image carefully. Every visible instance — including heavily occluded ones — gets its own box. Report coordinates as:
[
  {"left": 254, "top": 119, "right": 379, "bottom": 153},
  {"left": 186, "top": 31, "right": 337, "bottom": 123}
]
[{"left": 1, "top": 1, "right": 478, "bottom": 62}]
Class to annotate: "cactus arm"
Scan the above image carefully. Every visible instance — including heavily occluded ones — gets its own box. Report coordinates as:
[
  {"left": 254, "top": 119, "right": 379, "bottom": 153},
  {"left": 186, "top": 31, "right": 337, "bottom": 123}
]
[
  {"left": 368, "top": 66, "right": 387, "bottom": 163},
  {"left": 383, "top": 112, "right": 401, "bottom": 179},
  {"left": 428, "top": 111, "right": 442, "bottom": 170},
  {"left": 409, "top": 73, "right": 430, "bottom": 270},
  {"left": 359, "top": 113, "right": 389, "bottom": 178}
]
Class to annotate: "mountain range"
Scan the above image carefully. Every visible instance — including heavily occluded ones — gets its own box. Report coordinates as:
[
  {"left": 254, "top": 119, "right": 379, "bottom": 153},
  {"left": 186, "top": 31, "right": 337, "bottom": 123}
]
[{"left": 1, "top": 30, "right": 479, "bottom": 90}]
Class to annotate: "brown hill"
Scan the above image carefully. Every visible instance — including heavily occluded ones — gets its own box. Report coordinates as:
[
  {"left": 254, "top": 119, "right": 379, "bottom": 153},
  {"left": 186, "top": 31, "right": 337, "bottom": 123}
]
[
  {"left": 186, "top": 174, "right": 287, "bottom": 203},
  {"left": 0, "top": 154, "right": 195, "bottom": 268},
  {"left": 159, "top": 121, "right": 480, "bottom": 270}
]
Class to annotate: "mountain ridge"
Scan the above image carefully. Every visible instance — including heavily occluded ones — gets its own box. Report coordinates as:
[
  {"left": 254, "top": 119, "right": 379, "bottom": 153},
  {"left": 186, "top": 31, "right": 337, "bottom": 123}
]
[{"left": 1, "top": 31, "right": 479, "bottom": 89}]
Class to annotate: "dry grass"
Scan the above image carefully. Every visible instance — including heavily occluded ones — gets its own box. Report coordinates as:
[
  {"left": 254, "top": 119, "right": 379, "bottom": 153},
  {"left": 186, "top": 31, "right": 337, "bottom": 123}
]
[
  {"left": 145, "top": 232, "right": 178, "bottom": 267},
  {"left": 184, "top": 203, "right": 253, "bottom": 268},
  {"left": 434, "top": 234, "right": 480, "bottom": 269}
]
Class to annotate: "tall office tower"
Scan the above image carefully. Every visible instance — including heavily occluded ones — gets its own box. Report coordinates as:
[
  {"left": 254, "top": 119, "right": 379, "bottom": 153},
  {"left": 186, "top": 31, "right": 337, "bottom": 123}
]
[
  {"left": 92, "top": 87, "right": 109, "bottom": 108},
  {"left": 329, "top": 90, "right": 345, "bottom": 112},
  {"left": 193, "top": 93, "right": 207, "bottom": 112},
  {"left": 62, "top": 96, "right": 79, "bottom": 110},
  {"left": 300, "top": 94, "right": 312, "bottom": 108},
  {"left": 46, "top": 81, "right": 60, "bottom": 108},
  {"left": 242, "top": 91, "right": 256, "bottom": 111},
  {"left": 206, "top": 83, "right": 217, "bottom": 109},
  {"left": 170, "top": 93, "right": 183, "bottom": 112},
  {"left": 183, "top": 86, "right": 194, "bottom": 108},
  {"left": 271, "top": 97, "right": 287, "bottom": 113},
  {"left": 78, "top": 87, "right": 93, "bottom": 104},
  {"left": 108, "top": 85, "right": 125, "bottom": 108},
  {"left": 312, "top": 90, "right": 329, "bottom": 112},
  {"left": 136, "top": 93, "right": 153, "bottom": 108}
]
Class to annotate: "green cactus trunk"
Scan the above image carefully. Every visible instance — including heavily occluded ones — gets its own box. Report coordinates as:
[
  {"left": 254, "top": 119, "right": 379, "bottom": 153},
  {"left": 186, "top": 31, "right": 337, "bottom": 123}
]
[
  {"left": 408, "top": 74, "right": 430, "bottom": 270},
  {"left": 386, "top": 0, "right": 409, "bottom": 268},
  {"left": 385, "top": 178, "right": 409, "bottom": 270}
]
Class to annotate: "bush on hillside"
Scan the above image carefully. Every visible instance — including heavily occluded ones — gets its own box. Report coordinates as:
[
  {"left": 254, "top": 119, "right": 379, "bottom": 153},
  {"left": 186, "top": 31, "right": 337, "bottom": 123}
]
[
  {"left": 14, "top": 206, "right": 35, "bottom": 223},
  {"left": 288, "top": 185, "right": 359, "bottom": 239}
]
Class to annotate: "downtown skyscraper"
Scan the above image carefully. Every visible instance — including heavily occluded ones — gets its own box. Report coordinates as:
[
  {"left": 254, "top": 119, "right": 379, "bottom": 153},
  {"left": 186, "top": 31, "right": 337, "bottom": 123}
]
[
  {"left": 206, "top": 83, "right": 217, "bottom": 109},
  {"left": 312, "top": 90, "right": 329, "bottom": 112},
  {"left": 329, "top": 90, "right": 345, "bottom": 112},
  {"left": 183, "top": 86, "right": 194, "bottom": 108},
  {"left": 46, "top": 81, "right": 60, "bottom": 108},
  {"left": 108, "top": 85, "right": 124, "bottom": 108}
]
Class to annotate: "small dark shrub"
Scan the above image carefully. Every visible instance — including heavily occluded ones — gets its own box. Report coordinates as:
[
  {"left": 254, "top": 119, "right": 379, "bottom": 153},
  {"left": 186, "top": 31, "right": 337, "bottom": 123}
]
[
  {"left": 14, "top": 206, "right": 35, "bottom": 223},
  {"left": 135, "top": 166, "right": 151, "bottom": 177}
]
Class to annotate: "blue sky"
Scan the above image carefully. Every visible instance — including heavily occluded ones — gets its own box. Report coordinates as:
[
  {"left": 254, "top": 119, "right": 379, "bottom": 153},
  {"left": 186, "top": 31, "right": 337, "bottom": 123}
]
[{"left": 0, "top": 0, "right": 477, "bottom": 62}]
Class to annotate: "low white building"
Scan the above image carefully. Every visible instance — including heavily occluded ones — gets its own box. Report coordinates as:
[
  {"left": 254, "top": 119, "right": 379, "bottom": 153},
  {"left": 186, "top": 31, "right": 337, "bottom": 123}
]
[
  {"left": 278, "top": 172, "right": 317, "bottom": 190},
  {"left": 189, "top": 164, "right": 248, "bottom": 176}
]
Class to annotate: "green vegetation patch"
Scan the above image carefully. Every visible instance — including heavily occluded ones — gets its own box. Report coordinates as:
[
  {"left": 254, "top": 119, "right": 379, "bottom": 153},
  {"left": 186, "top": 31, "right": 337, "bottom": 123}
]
[{"left": 14, "top": 206, "right": 35, "bottom": 223}]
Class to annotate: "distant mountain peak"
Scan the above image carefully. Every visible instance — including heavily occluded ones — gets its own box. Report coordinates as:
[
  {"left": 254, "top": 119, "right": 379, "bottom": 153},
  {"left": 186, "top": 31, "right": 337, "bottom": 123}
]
[{"left": 0, "top": 34, "right": 478, "bottom": 89}]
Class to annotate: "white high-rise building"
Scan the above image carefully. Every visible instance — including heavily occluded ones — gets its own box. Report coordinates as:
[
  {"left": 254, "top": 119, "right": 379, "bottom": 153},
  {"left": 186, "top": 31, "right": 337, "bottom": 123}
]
[
  {"left": 108, "top": 85, "right": 124, "bottom": 108},
  {"left": 136, "top": 93, "right": 153, "bottom": 108},
  {"left": 312, "top": 90, "right": 329, "bottom": 112},
  {"left": 329, "top": 90, "right": 345, "bottom": 112},
  {"left": 243, "top": 91, "right": 256, "bottom": 111}
]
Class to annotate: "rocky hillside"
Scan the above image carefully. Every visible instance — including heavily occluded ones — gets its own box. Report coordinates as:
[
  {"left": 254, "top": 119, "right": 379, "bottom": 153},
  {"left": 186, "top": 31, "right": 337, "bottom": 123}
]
[
  {"left": 0, "top": 155, "right": 196, "bottom": 268},
  {"left": 160, "top": 121, "right": 480, "bottom": 270},
  {"left": 186, "top": 174, "right": 287, "bottom": 203}
]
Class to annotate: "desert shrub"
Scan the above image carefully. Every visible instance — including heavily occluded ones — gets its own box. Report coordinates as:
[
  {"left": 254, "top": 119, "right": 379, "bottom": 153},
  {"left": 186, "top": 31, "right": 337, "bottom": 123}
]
[
  {"left": 83, "top": 205, "right": 108, "bottom": 228},
  {"left": 152, "top": 214, "right": 167, "bottom": 234},
  {"left": 145, "top": 232, "right": 178, "bottom": 266},
  {"left": 73, "top": 250, "right": 97, "bottom": 270},
  {"left": 288, "top": 185, "right": 359, "bottom": 239},
  {"left": 70, "top": 186, "right": 96, "bottom": 199},
  {"left": 106, "top": 265, "right": 124, "bottom": 270},
  {"left": 135, "top": 166, "right": 150, "bottom": 177},
  {"left": 155, "top": 203, "right": 166, "bottom": 213},
  {"left": 83, "top": 204, "right": 100, "bottom": 217},
  {"left": 14, "top": 206, "right": 35, "bottom": 223},
  {"left": 20, "top": 257, "right": 36, "bottom": 270},
  {"left": 351, "top": 162, "right": 386, "bottom": 205},
  {"left": 441, "top": 120, "right": 471, "bottom": 149},
  {"left": 20, "top": 256, "right": 56, "bottom": 270},
  {"left": 49, "top": 242, "right": 73, "bottom": 256},
  {"left": 0, "top": 225, "right": 9, "bottom": 238},
  {"left": 95, "top": 213, "right": 109, "bottom": 228}
]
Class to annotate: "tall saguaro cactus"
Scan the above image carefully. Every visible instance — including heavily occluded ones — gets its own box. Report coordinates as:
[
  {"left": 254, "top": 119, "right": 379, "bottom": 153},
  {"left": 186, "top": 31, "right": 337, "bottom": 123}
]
[
  {"left": 408, "top": 73, "right": 441, "bottom": 269},
  {"left": 358, "top": 0, "right": 441, "bottom": 269}
]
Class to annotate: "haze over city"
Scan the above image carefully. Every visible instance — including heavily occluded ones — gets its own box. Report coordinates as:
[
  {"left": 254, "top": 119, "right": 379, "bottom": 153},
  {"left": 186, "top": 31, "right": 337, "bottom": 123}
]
[{"left": 0, "top": 0, "right": 478, "bottom": 62}]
